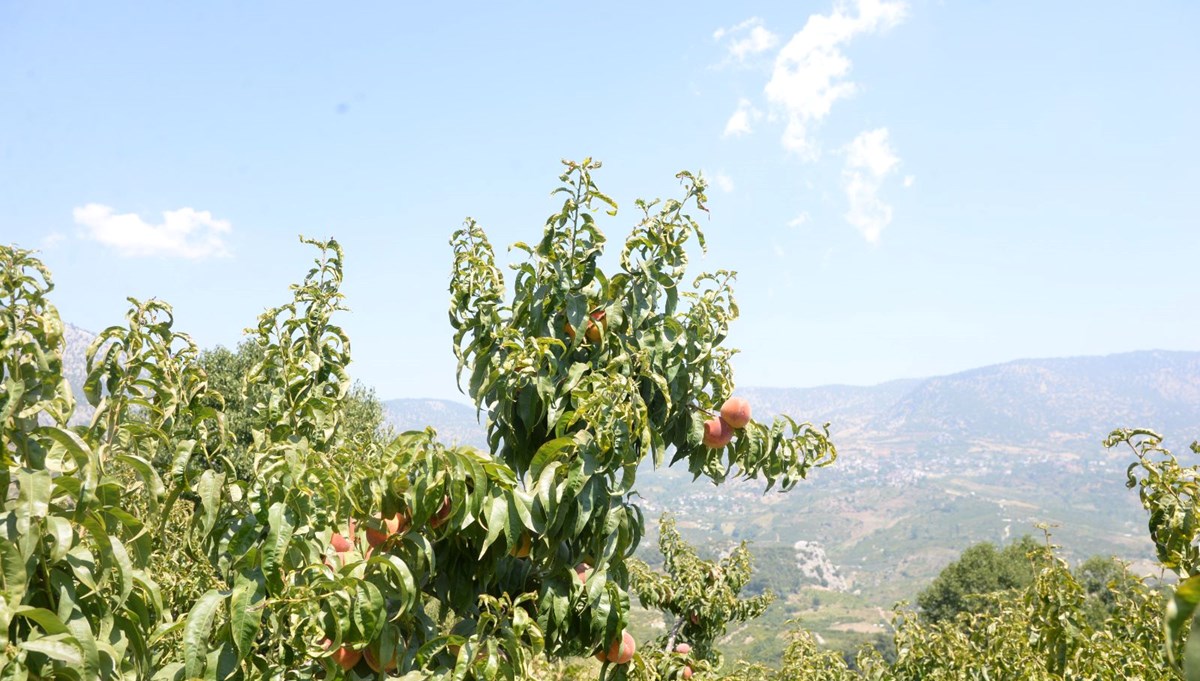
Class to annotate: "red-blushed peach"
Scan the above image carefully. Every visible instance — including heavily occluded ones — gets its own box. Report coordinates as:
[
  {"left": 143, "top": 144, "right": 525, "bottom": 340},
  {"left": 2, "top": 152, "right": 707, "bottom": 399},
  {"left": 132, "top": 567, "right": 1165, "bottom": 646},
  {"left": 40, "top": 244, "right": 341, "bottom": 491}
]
[
  {"left": 322, "top": 639, "right": 361, "bottom": 671},
  {"left": 594, "top": 630, "right": 636, "bottom": 664},
  {"left": 702, "top": 418, "right": 733, "bottom": 448},
  {"left": 366, "top": 512, "right": 409, "bottom": 548},
  {"left": 719, "top": 397, "right": 751, "bottom": 429}
]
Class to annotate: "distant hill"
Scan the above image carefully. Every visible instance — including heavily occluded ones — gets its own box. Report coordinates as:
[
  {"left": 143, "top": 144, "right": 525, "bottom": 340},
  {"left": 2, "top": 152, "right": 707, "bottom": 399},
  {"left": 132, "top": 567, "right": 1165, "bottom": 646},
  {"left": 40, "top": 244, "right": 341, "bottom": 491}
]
[
  {"left": 382, "top": 398, "right": 487, "bottom": 450},
  {"left": 60, "top": 322, "right": 96, "bottom": 424},
  {"left": 874, "top": 351, "right": 1200, "bottom": 446},
  {"left": 706, "top": 351, "right": 1200, "bottom": 454}
]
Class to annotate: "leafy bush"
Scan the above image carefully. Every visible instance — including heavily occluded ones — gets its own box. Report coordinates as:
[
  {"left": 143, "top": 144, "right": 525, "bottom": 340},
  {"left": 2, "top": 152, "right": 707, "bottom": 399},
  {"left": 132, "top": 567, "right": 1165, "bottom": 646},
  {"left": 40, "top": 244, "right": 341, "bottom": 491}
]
[{"left": 629, "top": 514, "right": 773, "bottom": 677}]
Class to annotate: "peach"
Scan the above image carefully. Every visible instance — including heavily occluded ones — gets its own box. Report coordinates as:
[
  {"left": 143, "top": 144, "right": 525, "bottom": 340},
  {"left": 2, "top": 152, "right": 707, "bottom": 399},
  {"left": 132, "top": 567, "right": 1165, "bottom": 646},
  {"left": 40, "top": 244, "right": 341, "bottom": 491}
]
[
  {"left": 719, "top": 397, "right": 751, "bottom": 429},
  {"left": 594, "top": 630, "right": 636, "bottom": 664},
  {"left": 702, "top": 418, "right": 733, "bottom": 449}
]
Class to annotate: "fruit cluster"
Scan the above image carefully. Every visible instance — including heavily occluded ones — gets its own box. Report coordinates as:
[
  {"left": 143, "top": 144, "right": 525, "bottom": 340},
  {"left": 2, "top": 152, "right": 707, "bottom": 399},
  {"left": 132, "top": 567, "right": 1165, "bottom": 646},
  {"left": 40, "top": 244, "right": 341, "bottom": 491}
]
[
  {"left": 702, "top": 397, "right": 751, "bottom": 449},
  {"left": 321, "top": 498, "right": 452, "bottom": 672}
]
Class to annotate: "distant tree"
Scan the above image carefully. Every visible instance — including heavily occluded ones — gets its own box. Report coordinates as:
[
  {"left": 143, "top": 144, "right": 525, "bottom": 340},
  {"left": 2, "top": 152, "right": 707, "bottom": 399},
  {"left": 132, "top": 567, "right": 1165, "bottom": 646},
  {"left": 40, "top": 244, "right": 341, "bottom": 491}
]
[
  {"left": 199, "top": 339, "right": 387, "bottom": 478},
  {"left": 198, "top": 340, "right": 264, "bottom": 454},
  {"left": 916, "top": 535, "right": 1041, "bottom": 624},
  {"left": 881, "top": 532, "right": 1170, "bottom": 680}
]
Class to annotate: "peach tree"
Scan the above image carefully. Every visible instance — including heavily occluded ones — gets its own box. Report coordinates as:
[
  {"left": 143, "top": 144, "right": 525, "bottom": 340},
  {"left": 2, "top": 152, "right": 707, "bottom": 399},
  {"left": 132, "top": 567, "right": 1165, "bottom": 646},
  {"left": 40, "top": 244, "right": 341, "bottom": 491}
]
[{"left": 447, "top": 158, "right": 835, "bottom": 678}]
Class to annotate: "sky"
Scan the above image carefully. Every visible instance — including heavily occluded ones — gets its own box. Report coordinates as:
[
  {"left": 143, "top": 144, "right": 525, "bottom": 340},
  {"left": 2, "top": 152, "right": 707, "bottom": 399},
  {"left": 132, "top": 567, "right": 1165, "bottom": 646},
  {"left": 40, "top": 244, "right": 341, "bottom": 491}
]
[{"left": 2, "top": 1, "right": 1198, "bottom": 403}]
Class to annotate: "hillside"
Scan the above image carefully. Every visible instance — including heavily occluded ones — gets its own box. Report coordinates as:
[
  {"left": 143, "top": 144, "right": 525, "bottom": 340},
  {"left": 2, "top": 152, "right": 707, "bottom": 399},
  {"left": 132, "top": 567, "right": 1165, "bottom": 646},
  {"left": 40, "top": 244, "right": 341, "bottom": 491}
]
[
  {"left": 730, "top": 350, "right": 1200, "bottom": 448},
  {"left": 383, "top": 398, "right": 487, "bottom": 449}
]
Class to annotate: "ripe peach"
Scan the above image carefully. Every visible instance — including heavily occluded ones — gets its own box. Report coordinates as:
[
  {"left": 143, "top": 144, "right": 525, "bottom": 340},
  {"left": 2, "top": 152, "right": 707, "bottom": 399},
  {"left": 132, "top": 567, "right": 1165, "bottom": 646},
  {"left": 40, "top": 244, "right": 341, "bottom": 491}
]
[
  {"left": 682, "top": 665, "right": 693, "bottom": 679},
  {"left": 331, "top": 532, "right": 353, "bottom": 553},
  {"left": 702, "top": 418, "right": 733, "bottom": 449},
  {"left": 565, "top": 310, "right": 607, "bottom": 344},
  {"left": 594, "top": 630, "right": 636, "bottom": 664},
  {"left": 364, "top": 641, "right": 400, "bottom": 673},
  {"left": 674, "top": 643, "right": 691, "bottom": 654},
  {"left": 332, "top": 645, "right": 361, "bottom": 670},
  {"left": 322, "top": 639, "right": 361, "bottom": 671},
  {"left": 585, "top": 310, "right": 606, "bottom": 343},
  {"left": 574, "top": 562, "right": 593, "bottom": 584},
  {"left": 366, "top": 512, "right": 410, "bottom": 548},
  {"left": 719, "top": 397, "right": 751, "bottom": 429}
]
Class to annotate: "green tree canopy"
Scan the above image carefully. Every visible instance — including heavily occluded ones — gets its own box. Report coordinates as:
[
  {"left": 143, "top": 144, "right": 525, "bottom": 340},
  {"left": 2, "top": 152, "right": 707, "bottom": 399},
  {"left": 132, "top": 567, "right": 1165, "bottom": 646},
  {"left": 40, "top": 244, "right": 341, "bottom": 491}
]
[
  {"left": 198, "top": 339, "right": 387, "bottom": 479},
  {"left": 916, "top": 535, "right": 1041, "bottom": 624}
]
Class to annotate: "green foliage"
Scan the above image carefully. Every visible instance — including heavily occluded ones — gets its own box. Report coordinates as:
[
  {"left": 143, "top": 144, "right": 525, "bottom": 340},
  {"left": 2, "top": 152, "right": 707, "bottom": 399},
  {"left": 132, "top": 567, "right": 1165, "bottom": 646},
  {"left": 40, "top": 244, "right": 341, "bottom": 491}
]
[
  {"left": 628, "top": 514, "right": 773, "bottom": 677},
  {"left": 914, "top": 535, "right": 1041, "bottom": 624},
  {"left": 196, "top": 341, "right": 262, "bottom": 464},
  {"left": 2, "top": 160, "right": 836, "bottom": 680},
  {"left": 1, "top": 245, "right": 222, "bottom": 678},
  {"left": 1075, "top": 555, "right": 1143, "bottom": 629},
  {"left": 882, "top": 532, "right": 1170, "bottom": 680},
  {"left": 1109, "top": 427, "right": 1200, "bottom": 680},
  {"left": 724, "top": 627, "right": 863, "bottom": 681},
  {"left": 449, "top": 159, "right": 835, "bottom": 493},
  {"left": 723, "top": 532, "right": 1170, "bottom": 680},
  {"left": 198, "top": 339, "right": 386, "bottom": 480}
]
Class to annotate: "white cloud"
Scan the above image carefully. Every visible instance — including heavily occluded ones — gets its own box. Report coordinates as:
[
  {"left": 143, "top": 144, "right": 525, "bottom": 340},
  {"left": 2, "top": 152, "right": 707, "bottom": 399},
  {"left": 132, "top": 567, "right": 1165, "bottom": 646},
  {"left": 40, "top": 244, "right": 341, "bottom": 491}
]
[
  {"left": 710, "top": 17, "right": 777, "bottom": 52},
  {"left": 842, "top": 128, "right": 901, "bottom": 243},
  {"left": 41, "top": 232, "right": 65, "bottom": 249},
  {"left": 903, "top": 174, "right": 916, "bottom": 188},
  {"left": 714, "top": 17, "right": 781, "bottom": 62},
  {"left": 846, "top": 127, "right": 899, "bottom": 176},
  {"left": 763, "top": 0, "right": 907, "bottom": 157},
  {"left": 734, "top": 25, "right": 781, "bottom": 60},
  {"left": 787, "top": 213, "right": 810, "bottom": 228},
  {"left": 73, "top": 204, "right": 233, "bottom": 259},
  {"left": 723, "top": 98, "right": 762, "bottom": 137},
  {"left": 712, "top": 172, "right": 735, "bottom": 193}
]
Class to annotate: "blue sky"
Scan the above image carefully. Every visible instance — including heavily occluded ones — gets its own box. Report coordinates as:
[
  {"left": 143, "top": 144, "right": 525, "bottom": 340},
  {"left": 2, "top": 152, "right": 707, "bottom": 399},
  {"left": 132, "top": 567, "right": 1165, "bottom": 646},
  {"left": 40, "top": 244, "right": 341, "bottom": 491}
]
[{"left": 2, "top": 1, "right": 1198, "bottom": 402}]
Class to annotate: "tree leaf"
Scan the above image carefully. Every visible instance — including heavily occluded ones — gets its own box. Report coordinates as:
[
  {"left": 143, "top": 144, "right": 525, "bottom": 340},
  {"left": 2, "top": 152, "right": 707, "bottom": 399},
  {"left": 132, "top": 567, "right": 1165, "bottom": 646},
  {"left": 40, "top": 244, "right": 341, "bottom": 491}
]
[
  {"left": 184, "top": 589, "right": 225, "bottom": 679},
  {"left": 229, "top": 570, "right": 266, "bottom": 661},
  {"left": 44, "top": 516, "right": 73, "bottom": 564},
  {"left": 108, "top": 534, "right": 134, "bottom": 608},
  {"left": 261, "top": 502, "right": 293, "bottom": 593},
  {"left": 20, "top": 634, "right": 83, "bottom": 665},
  {"left": 13, "top": 606, "right": 70, "bottom": 635},
  {"left": 16, "top": 469, "right": 52, "bottom": 521}
]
